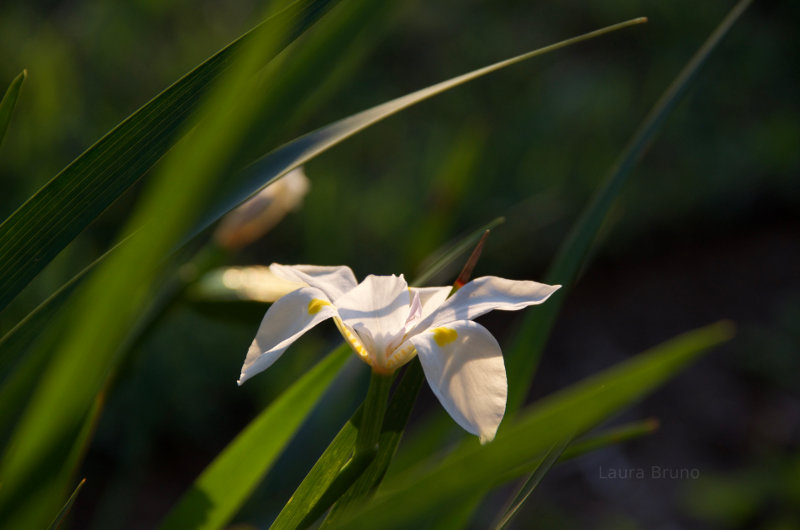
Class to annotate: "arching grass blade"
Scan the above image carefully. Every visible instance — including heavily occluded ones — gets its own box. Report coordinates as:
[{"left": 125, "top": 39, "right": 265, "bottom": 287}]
[
  {"left": 0, "top": 70, "right": 26, "bottom": 149},
  {"left": 505, "top": 0, "right": 753, "bottom": 413}
]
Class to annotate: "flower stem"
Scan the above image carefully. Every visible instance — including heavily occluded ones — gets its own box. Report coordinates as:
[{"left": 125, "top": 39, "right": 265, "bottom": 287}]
[{"left": 355, "top": 371, "right": 393, "bottom": 456}]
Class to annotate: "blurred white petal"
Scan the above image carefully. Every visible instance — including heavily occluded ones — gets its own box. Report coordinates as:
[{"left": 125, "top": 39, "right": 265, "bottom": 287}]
[
  {"left": 215, "top": 167, "right": 310, "bottom": 249},
  {"left": 194, "top": 266, "right": 305, "bottom": 303}
]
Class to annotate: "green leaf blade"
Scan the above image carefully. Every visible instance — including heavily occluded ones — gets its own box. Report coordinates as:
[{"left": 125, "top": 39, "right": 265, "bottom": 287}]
[
  {"left": 505, "top": 0, "right": 753, "bottom": 413},
  {"left": 321, "top": 361, "right": 425, "bottom": 527},
  {"left": 331, "top": 321, "right": 734, "bottom": 529},
  {"left": 270, "top": 407, "right": 361, "bottom": 529},
  {"left": 189, "top": 18, "right": 648, "bottom": 244},
  {"left": 47, "top": 478, "right": 86, "bottom": 530},
  {"left": 0, "top": 69, "right": 26, "bottom": 149},
  {"left": 159, "top": 346, "right": 350, "bottom": 530},
  {"left": 492, "top": 439, "right": 569, "bottom": 530},
  {"left": 0, "top": 0, "right": 299, "bottom": 523},
  {"left": 0, "top": 0, "right": 334, "bottom": 313}
]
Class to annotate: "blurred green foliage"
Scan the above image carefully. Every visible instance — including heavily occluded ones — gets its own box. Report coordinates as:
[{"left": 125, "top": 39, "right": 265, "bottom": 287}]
[
  {"left": 3, "top": 1, "right": 796, "bottom": 295},
  {"left": 0, "top": 0, "right": 796, "bottom": 528}
]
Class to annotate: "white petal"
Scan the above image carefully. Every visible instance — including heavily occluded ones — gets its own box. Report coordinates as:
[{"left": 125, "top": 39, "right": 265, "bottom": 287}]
[
  {"left": 335, "top": 274, "right": 411, "bottom": 360},
  {"left": 422, "top": 276, "right": 561, "bottom": 329},
  {"left": 269, "top": 264, "right": 358, "bottom": 302},
  {"left": 412, "top": 286, "right": 452, "bottom": 320},
  {"left": 409, "top": 320, "right": 507, "bottom": 443},
  {"left": 404, "top": 290, "right": 422, "bottom": 327},
  {"left": 215, "top": 266, "right": 305, "bottom": 302},
  {"left": 238, "top": 287, "right": 338, "bottom": 385}
]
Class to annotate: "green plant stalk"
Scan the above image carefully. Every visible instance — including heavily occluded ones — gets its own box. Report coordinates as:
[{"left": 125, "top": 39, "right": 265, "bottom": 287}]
[
  {"left": 355, "top": 371, "right": 394, "bottom": 455},
  {"left": 292, "top": 371, "right": 394, "bottom": 529},
  {"left": 271, "top": 408, "right": 362, "bottom": 529},
  {"left": 295, "top": 449, "right": 374, "bottom": 530},
  {"left": 322, "top": 361, "right": 425, "bottom": 527}
]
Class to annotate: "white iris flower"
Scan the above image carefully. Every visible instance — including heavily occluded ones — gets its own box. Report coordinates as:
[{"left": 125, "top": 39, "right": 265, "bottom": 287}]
[{"left": 238, "top": 264, "right": 560, "bottom": 443}]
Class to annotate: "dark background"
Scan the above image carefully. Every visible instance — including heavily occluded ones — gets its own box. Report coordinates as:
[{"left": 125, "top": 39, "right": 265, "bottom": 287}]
[{"left": 1, "top": 0, "right": 798, "bottom": 528}]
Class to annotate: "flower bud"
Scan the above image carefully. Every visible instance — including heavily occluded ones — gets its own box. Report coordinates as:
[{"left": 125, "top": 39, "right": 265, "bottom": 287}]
[{"left": 214, "top": 167, "right": 310, "bottom": 250}]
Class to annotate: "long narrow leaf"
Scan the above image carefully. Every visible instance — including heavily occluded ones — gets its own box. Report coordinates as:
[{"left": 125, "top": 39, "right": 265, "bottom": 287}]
[
  {"left": 0, "top": 1, "right": 294, "bottom": 525},
  {"left": 159, "top": 346, "right": 350, "bottom": 530},
  {"left": 270, "top": 406, "right": 361, "bottom": 529},
  {"left": 0, "top": 240, "right": 125, "bottom": 382},
  {"left": 558, "top": 418, "right": 659, "bottom": 462},
  {"left": 505, "top": 0, "right": 753, "bottom": 412},
  {"left": 493, "top": 438, "right": 569, "bottom": 530},
  {"left": 0, "top": 70, "right": 26, "bottom": 149},
  {"left": 0, "top": 0, "right": 336, "bottom": 313},
  {"left": 46, "top": 478, "right": 85, "bottom": 530},
  {"left": 438, "top": 418, "right": 659, "bottom": 529},
  {"left": 190, "top": 18, "right": 648, "bottom": 242},
  {"left": 329, "top": 321, "right": 734, "bottom": 529}
]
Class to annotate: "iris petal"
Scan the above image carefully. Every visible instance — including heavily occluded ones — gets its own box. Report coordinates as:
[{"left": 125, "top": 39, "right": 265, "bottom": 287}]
[
  {"left": 269, "top": 264, "right": 358, "bottom": 302},
  {"left": 238, "top": 286, "right": 338, "bottom": 385},
  {"left": 420, "top": 276, "right": 561, "bottom": 330},
  {"left": 409, "top": 320, "right": 507, "bottom": 444}
]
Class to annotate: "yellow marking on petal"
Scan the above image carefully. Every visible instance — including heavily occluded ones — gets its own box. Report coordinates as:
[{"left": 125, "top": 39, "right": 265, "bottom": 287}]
[
  {"left": 333, "top": 317, "right": 371, "bottom": 362},
  {"left": 432, "top": 327, "right": 458, "bottom": 347},
  {"left": 385, "top": 343, "right": 417, "bottom": 371},
  {"left": 307, "top": 298, "right": 331, "bottom": 315}
]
